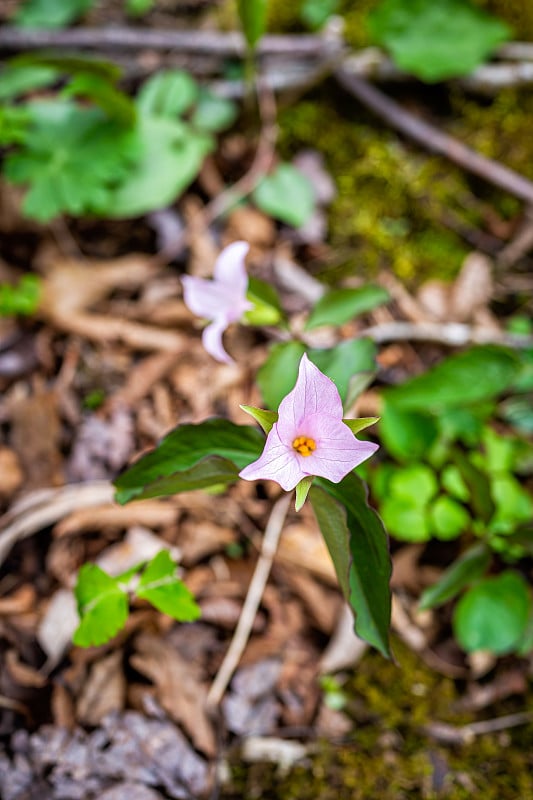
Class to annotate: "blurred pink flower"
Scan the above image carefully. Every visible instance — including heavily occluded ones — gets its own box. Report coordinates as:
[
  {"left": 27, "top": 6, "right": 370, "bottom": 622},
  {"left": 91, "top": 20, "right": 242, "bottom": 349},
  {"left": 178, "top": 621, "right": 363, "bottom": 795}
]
[
  {"left": 240, "top": 353, "right": 379, "bottom": 491},
  {"left": 182, "top": 241, "right": 252, "bottom": 363}
]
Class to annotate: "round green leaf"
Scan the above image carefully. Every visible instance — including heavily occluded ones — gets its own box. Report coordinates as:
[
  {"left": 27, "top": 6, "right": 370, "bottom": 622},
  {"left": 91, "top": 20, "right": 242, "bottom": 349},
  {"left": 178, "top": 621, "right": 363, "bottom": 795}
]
[
  {"left": 389, "top": 464, "right": 438, "bottom": 506},
  {"left": 380, "top": 497, "right": 430, "bottom": 542},
  {"left": 453, "top": 572, "right": 531, "bottom": 654},
  {"left": 428, "top": 495, "right": 470, "bottom": 541},
  {"left": 253, "top": 163, "right": 315, "bottom": 228}
]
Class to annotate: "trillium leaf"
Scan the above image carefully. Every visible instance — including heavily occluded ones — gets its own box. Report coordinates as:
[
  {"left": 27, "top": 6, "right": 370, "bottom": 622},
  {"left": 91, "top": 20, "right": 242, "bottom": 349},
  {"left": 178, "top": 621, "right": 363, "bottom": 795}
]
[
  {"left": 257, "top": 341, "right": 306, "bottom": 410},
  {"left": 453, "top": 571, "right": 531, "bottom": 655},
  {"left": 310, "top": 339, "right": 377, "bottom": 404},
  {"left": 73, "top": 564, "right": 129, "bottom": 647},
  {"left": 306, "top": 285, "right": 390, "bottom": 330},
  {"left": 419, "top": 543, "right": 491, "bottom": 611},
  {"left": 311, "top": 473, "right": 392, "bottom": 658},
  {"left": 385, "top": 346, "right": 520, "bottom": 411},
  {"left": 114, "top": 418, "right": 264, "bottom": 503},
  {"left": 253, "top": 163, "right": 315, "bottom": 228},
  {"left": 136, "top": 551, "right": 201, "bottom": 621}
]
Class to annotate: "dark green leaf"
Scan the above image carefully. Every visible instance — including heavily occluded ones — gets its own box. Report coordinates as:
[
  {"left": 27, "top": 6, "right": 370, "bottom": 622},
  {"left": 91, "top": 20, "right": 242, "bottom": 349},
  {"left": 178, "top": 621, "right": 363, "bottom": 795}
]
[
  {"left": 311, "top": 473, "right": 392, "bottom": 658},
  {"left": 63, "top": 73, "right": 136, "bottom": 127},
  {"left": 136, "top": 551, "right": 201, "bottom": 621},
  {"left": 310, "top": 338, "right": 377, "bottom": 406},
  {"left": 385, "top": 346, "right": 520, "bottom": 411},
  {"left": 452, "top": 449, "right": 495, "bottom": 523},
  {"left": 73, "top": 564, "right": 129, "bottom": 648},
  {"left": 367, "top": 0, "right": 511, "bottom": 82},
  {"left": 11, "top": 52, "right": 121, "bottom": 82},
  {"left": 419, "top": 543, "right": 491, "bottom": 611},
  {"left": 257, "top": 341, "right": 306, "bottom": 409},
  {"left": 379, "top": 400, "right": 438, "bottom": 462},
  {"left": 253, "top": 163, "right": 315, "bottom": 228},
  {"left": 306, "top": 285, "right": 389, "bottom": 330},
  {"left": 114, "top": 418, "right": 264, "bottom": 503},
  {"left": 237, "top": 0, "right": 268, "bottom": 49},
  {"left": 453, "top": 571, "right": 531, "bottom": 654},
  {"left": 136, "top": 70, "right": 198, "bottom": 118}
]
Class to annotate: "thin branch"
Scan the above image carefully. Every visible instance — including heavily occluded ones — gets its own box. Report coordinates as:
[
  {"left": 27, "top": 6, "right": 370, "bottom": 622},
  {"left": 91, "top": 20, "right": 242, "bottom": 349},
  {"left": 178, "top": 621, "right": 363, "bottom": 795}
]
[
  {"left": 423, "top": 712, "right": 533, "bottom": 745},
  {"left": 206, "top": 493, "right": 291, "bottom": 708},
  {"left": 358, "top": 321, "right": 533, "bottom": 348},
  {"left": 335, "top": 65, "right": 533, "bottom": 206}
]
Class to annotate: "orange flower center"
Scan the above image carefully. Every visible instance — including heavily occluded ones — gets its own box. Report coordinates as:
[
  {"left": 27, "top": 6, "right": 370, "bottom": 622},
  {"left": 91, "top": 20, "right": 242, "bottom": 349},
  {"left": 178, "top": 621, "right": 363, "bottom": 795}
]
[{"left": 292, "top": 435, "right": 317, "bottom": 457}]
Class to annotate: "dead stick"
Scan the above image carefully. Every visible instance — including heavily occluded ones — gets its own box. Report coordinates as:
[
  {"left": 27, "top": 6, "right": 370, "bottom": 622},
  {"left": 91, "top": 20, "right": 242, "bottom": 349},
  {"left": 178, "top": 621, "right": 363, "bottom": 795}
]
[
  {"left": 335, "top": 65, "right": 533, "bottom": 206},
  {"left": 358, "top": 320, "right": 533, "bottom": 348},
  {"left": 207, "top": 493, "right": 291, "bottom": 708}
]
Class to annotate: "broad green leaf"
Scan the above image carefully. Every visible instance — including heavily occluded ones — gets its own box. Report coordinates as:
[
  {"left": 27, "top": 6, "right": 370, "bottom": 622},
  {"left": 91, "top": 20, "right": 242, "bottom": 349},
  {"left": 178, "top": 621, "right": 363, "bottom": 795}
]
[
  {"left": 385, "top": 346, "right": 520, "bottom": 411},
  {"left": 428, "top": 495, "right": 470, "bottom": 540},
  {"left": 311, "top": 473, "right": 392, "bottom": 658},
  {"left": 191, "top": 90, "right": 238, "bottom": 133},
  {"left": 300, "top": 0, "right": 340, "bottom": 30},
  {"left": 15, "top": 0, "right": 94, "bottom": 28},
  {"left": 136, "top": 551, "right": 200, "bottom": 621},
  {"left": 380, "top": 497, "right": 430, "bottom": 542},
  {"left": 389, "top": 464, "right": 438, "bottom": 505},
  {"left": 106, "top": 115, "right": 212, "bottom": 217},
  {"left": 306, "top": 285, "right": 389, "bottom": 330},
  {"left": 239, "top": 405, "right": 278, "bottom": 434},
  {"left": 490, "top": 474, "right": 533, "bottom": 530},
  {"left": 114, "top": 418, "right": 264, "bottom": 503},
  {"left": 11, "top": 52, "right": 121, "bottom": 82},
  {"left": 4, "top": 100, "right": 138, "bottom": 222},
  {"left": 0, "top": 107, "right": 30, "bottom": 145},
  {"left": 342, "top": 417, "right": 379, "bottom": 435},
  {"left": 310, "top": 338, "right": 377, "bottom": 405},
  {"left": 257, "top": 341, "right": 306, "bottom": 410},
  {"left": 73, "top": 564, "right": 129, "bottom": 647},
  {"left": 438, "top": 405, "right": 493, "bottom": 446},
  {"left": 440, "top": 464, "right": 470, "bottom": 502},
  {"left": 136, "top": 70, "right": 199, "bottom": 118},
  {"left": 452, "top": 449, "right": 495, "bottom": 524},
  {"left": 482, "top": 427, "right": 517, "bottom": 474},
  {"left": 295, "top": 475, "right": 314, "bottom": 511},
  {"left": 253, "top": 163, "right": 315, "bottom": 228},
  {"left": 0, "top": 65, "right": 59, "bottom": 101},
  {"left": 379, "top": 401, "right": 438, "bottom": 462},
  {"left": 237, "top": 0, "right": 268, "bottom": 49},
  {"left": 453, "top": 571, "right": 531, "bottom": 654},
  {"left": 118, "top": 455, "right": 242, "bottom": 503},
  {"left": 419, "top": 543, "right": 491, "bottom": 611},
  {"left": 245, "top": 276, "right": 285, "bottom": 327},
  {"left": 367, "top": 0, "right": 511, "bottom": 82},
  {"left": 0, "top": 274, "right": 41, "bottom": 317},
  {"left": 63, "top": 73, "right": 136, "bottom": 127}
]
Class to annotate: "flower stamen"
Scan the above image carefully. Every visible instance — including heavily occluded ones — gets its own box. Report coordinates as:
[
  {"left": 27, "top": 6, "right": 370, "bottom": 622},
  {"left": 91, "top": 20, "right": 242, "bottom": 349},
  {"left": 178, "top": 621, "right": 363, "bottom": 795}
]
[{"left": 292, "top": 435, "right": 317, "bottom": 457}]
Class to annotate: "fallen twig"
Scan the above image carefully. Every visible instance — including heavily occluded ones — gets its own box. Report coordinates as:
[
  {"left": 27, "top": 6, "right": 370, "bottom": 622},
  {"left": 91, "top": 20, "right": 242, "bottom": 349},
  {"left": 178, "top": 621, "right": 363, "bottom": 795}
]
[
  {"left": 206, "top": 493, "right": 291, "bottom": 708},
  {"left": 335, "top": 65, "right": 533, "bottom": 206},
  {"left": 423, "top": 712, "right": 533, "bottom": 745},
  {"left": 358, "top": 320, "right": 533, "bottom": 348}
]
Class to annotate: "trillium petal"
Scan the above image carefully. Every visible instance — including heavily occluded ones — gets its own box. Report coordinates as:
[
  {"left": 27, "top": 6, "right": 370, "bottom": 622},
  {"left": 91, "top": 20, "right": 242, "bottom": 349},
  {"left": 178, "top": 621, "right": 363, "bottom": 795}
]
[
  {"left": 239, "top": 425, "right": 306, "bottom": 491},
  {"left": 277, "top": 353, "right": 344, "bottom": 438},
  {"left": 214, "top": 241, "right": 250, "bottom": 294},
  {"left": 182, "top": 275, "right": 234, "bottom": 319},
  {"left": 202, "top": 318, "right": 233, "bottom": 364}
]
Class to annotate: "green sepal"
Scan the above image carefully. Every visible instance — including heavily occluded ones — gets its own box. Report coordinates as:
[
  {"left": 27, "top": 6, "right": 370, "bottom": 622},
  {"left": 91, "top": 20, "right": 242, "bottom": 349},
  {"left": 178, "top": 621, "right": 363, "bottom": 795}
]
[
  {"left": 239, "top": 405, "right": 278, "bottom": 434},
  {"left": 295, "top": 475, "right": 314, "bottom": 511},
  {"left": 342, "top": 417, "right": 379, "bottom": 435}
]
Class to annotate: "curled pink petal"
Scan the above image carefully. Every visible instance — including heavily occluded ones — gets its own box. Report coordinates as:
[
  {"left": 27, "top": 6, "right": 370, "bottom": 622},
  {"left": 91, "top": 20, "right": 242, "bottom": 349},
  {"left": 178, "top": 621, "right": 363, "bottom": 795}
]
[
  {"left": 181, "top": 241, "right": 252, "bottom": 363},
  {"left": 240, "top": 354, "right": 379, "bottom": 495}
]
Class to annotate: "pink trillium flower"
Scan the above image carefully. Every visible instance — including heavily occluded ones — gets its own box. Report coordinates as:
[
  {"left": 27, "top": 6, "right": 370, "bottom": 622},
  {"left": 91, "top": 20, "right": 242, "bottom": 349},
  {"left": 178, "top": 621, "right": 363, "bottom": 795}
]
[
  {"left": 181, "top": 241, "right": 253, "bottom": 364},
  {"left": 239, "top": 353, "right": 379, "bottom": 492}
]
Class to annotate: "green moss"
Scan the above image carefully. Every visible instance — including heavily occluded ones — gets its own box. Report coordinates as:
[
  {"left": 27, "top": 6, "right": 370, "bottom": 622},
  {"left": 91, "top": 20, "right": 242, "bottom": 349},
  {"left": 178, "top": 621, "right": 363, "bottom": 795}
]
[
  {"left": 223, "top": 640, "right": 533, "bottom": 799},
  {"left": 476, "top": 0, "right": 533, "bottom": 40},
  {"left": 278, "top": 99, "right": 470, "bottom": 282}
]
